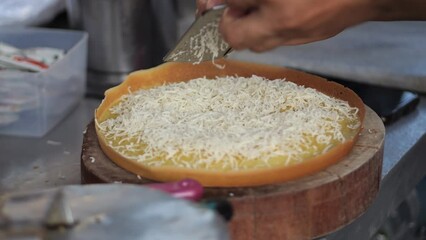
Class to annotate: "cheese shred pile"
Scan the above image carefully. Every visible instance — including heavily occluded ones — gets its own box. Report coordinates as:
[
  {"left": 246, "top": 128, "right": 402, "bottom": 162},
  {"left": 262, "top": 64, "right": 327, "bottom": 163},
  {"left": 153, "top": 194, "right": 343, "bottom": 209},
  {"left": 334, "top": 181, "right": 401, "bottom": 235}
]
[
  {"left": 168, "top": 18, "right": 229, "bottom": 68},
  {"left": 97, "top": 76, "right": 360, "bottom": 171}
]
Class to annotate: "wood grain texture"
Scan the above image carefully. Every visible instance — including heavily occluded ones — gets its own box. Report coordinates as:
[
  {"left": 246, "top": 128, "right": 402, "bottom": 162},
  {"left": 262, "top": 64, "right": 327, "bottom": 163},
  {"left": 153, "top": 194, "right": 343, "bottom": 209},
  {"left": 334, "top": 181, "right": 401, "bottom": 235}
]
[{"left": 81, "top": 106, "right": 384, "bottom": 240}]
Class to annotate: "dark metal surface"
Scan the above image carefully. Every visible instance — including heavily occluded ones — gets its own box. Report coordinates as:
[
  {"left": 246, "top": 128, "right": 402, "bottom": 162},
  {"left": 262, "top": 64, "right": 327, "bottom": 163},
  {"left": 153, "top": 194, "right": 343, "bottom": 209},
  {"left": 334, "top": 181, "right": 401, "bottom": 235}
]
[
  {"left": 230, "top": 22, "right": 426, "bottom": 93},
  {"left": 0, "top": 99, "right": 100, "bottom": 193},
  {"left": 326, "top": 133, "right": 426, "bottom": 239}
]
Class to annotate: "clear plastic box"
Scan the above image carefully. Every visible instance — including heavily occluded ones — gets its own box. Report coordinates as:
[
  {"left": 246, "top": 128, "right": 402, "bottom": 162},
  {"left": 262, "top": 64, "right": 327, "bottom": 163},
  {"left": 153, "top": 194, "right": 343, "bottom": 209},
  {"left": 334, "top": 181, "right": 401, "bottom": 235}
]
[{"left": 0, "top": 28, "right": 88, "bottom": 137}]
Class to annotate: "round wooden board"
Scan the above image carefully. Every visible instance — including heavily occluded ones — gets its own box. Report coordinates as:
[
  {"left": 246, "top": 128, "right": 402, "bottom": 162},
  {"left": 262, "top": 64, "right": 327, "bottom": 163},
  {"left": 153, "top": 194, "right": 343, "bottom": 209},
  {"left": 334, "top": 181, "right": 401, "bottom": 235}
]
[{"left": 81, "top": 106, "right": 385, "bottom": 240}]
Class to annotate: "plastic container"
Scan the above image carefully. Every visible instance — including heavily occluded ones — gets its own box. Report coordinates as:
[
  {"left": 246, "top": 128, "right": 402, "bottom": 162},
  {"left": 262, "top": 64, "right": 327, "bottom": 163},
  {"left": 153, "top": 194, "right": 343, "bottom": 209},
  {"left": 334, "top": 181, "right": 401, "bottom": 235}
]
[{"left": 0, "top": 28, "right": 88, "bottom": 137}]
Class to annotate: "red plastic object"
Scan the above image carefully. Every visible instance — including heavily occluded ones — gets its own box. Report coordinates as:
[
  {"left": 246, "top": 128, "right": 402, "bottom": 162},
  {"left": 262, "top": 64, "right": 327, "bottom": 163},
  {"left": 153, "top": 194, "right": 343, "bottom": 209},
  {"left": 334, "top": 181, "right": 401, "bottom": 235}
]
[{"left": 145, "top": 179, "right": 204, "bottom": 201}]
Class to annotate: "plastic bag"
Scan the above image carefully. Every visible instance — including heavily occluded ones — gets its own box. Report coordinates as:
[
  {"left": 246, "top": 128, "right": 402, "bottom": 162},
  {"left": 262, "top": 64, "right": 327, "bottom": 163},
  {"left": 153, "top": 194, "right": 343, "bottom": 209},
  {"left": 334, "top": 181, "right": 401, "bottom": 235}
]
[{"left": 0, "top": 0, "right": 65, "bottom": 27}]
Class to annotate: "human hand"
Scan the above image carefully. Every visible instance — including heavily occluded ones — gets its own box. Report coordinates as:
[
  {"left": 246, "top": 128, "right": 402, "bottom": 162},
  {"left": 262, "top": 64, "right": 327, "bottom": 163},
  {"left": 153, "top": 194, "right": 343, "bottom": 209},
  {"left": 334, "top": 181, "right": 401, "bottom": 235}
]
[
  {"left": 220, "top": 0, "right": 376, "bottom": 52},
  {"left": 196, "top": 0, "right": 426, "bottom": 52}
]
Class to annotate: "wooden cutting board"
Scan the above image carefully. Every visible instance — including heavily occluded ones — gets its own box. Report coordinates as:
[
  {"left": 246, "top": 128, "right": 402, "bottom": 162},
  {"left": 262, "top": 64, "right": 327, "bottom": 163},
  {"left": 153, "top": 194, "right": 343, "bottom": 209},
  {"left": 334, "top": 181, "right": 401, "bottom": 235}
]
[{"left": 81, "top": 106, "right": 384, "bottom": 240}]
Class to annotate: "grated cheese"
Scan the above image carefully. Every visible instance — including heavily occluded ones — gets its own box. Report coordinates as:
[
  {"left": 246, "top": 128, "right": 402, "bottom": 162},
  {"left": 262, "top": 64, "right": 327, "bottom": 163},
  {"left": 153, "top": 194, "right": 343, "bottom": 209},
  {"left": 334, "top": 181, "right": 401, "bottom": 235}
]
[
  {"left": 97, "top": 76, "right": 360, "bottom": 171},
  {"left": 169, "top": 18, "right": 229, "bottom": 68}
]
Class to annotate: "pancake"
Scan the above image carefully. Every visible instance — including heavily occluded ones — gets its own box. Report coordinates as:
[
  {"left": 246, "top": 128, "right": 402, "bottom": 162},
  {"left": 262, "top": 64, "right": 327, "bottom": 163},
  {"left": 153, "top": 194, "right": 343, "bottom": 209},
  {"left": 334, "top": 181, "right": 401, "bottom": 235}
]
[{"left": 95, "top": 59, "right": 365, "bottom": 187}]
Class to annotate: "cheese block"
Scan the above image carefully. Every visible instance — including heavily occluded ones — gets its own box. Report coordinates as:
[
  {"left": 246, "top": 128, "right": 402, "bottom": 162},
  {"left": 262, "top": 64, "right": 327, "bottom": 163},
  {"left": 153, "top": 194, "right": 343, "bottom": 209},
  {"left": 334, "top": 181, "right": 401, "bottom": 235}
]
[{"left": 95, "top": 59, "right": 365, "bottom": 187}]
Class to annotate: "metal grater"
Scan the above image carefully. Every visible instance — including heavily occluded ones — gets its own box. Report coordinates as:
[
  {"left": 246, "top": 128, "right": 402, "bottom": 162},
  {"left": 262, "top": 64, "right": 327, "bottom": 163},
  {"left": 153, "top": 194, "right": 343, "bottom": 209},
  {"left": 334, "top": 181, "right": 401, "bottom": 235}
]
[{"left": 163, "top": 5, "right": 232, "bottom": 63}]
